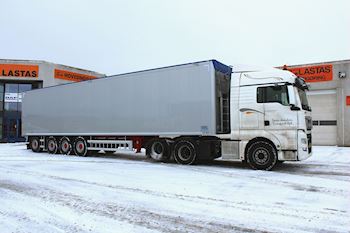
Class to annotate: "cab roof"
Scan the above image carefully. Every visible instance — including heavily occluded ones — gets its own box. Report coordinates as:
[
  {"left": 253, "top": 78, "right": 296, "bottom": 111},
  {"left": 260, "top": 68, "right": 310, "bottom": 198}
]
[{"left": 239, "top": 69, "right": 297, "bottom": 86}]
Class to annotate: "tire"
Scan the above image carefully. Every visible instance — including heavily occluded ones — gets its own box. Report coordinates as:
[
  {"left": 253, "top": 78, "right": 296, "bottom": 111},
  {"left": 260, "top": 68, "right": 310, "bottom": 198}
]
[
  {"left": 73, "top": 137, "right": 88, "bottom": 157},
  {"left": 30, "top": 137, "right": 41, "bottom": 153},
  {"left": 59, "top": 137, "right": 72, "bottom": 155},
  {"left": 47, "top": 137, "right": 58, "bottom": 154},
  {"left": 246, "top": 141, "right": 277, "bottom": 170},
  {"left": 173, "top": 139, "right": 197, "bottom": 165},
  {"left": 146, "top": 139, "right": 170, "bottom": 162}
]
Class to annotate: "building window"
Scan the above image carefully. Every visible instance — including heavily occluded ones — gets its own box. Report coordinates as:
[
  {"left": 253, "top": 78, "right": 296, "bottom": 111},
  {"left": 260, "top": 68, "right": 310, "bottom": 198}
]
[{"left": 1, "top": 83, "right": 34, "bottom": 142}]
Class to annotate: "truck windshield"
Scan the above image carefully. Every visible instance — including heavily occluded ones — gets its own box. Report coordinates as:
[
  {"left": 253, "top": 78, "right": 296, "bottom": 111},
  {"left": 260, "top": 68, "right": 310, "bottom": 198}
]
[{"left": 297, "top": 88, "right": 311, "bottom": 111}]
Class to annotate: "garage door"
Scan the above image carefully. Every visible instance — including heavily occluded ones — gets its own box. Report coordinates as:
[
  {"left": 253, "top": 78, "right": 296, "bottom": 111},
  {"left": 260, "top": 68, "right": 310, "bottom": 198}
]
[{"left": 307, "top": 90, "right": 337, "bottom": 146}]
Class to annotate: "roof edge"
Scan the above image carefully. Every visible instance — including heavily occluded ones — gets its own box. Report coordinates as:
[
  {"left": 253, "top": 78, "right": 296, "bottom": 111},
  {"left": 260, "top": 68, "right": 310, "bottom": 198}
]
[
  {"left": 278, "top": 59, "right": 350, "bottom": 68},
  {"left": 0, "top": 58, "right": 105, "bottom": 76}
]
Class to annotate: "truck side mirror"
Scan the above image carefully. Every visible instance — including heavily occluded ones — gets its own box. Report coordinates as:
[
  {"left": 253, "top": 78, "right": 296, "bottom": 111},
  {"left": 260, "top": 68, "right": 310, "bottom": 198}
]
[
  {"left": 290, "top": 105, "right": 301, "bottom": 111},
  {"left": 287, "top": 85, "right": 300, "bottom": 111}
]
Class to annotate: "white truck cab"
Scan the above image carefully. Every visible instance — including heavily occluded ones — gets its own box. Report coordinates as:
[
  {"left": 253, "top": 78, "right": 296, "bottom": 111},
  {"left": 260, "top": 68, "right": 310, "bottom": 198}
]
[{"left": 220, "top": 68, "right": 312, "bottom": 170}]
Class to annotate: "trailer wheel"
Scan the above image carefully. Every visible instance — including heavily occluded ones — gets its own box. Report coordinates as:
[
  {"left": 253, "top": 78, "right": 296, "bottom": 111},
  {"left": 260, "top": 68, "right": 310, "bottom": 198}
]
[
  {"left": 173, "top": 139, "right": 197, "bottom": 165},
  {"left": 246, "top": 141, "right": 277, "bottom": 170},
  {"left": 30, "top": 137, "right": 41, "bottom": 153},
  {"left": 59, "top": 137, "right": 72, "bottom": 155},
  {"left": 73, "top": 137, "right": 88, "bottom": 157},
  {"left": 47, "top": 137, "right": 58, "bottom": 154},
  {"left": 146, "top": 139, "right": 170, "bottom": 162}
]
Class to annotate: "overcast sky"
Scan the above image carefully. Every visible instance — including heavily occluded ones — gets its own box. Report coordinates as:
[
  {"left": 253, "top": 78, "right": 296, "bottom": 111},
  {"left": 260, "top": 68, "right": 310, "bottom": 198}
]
[{"left": 1, "top": 0, "right": 349, "bottom": 75}]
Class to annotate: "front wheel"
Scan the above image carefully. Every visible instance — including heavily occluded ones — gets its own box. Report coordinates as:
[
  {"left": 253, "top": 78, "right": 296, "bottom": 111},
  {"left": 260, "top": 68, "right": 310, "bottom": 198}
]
[{"left": 246, "top": 141, "right": 277, "bottom": 170}]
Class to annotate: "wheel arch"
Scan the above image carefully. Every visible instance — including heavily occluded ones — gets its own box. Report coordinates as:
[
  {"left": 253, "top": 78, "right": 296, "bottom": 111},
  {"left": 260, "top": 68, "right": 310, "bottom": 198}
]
[{"left": 244, "top": 137, "right": 278, "bottom": 161}]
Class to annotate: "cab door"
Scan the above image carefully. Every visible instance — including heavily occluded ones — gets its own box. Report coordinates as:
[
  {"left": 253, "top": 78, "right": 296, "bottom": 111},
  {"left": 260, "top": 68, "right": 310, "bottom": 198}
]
[
  {"left": 257, "top": 85, "right": 298, "bottom": 149},
  {"left": 239, "top": 85, "right": 264, "bottom": 130}
]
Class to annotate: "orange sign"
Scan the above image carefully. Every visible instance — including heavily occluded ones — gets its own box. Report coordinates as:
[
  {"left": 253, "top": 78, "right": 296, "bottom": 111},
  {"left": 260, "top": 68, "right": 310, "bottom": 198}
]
[
  {"left": 347, "top": 96, "right": 350, "bottom": 106},
  {"left": 0, "top": 64, "right": 38, "bottom": 78},
  {"left": 54, "top": 69, "right": 97, "bottom": 82},
  {"left": 287, "top": 64, "right": 333, "bottom": 82}
]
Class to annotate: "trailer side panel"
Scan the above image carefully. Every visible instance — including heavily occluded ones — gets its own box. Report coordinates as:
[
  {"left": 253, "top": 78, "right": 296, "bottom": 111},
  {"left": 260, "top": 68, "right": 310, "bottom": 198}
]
[{"left": 22, "top": 61, "right": 220, "bottom": 136}]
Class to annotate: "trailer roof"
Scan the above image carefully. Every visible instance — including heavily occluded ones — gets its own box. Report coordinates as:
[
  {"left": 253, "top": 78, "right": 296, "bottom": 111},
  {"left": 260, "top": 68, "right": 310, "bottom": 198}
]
[
  {"left": 24, "top": 59, "right": 231, "bottom": 93},
  {"left": 108, "top": 59, "right": 231, "bottom": 77}
]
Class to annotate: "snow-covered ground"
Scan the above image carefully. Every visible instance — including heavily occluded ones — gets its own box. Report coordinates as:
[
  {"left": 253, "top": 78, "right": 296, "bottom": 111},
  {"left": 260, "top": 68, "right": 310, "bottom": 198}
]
[{"left": 0, "top": 144, "right": 349, "bottom": 233}]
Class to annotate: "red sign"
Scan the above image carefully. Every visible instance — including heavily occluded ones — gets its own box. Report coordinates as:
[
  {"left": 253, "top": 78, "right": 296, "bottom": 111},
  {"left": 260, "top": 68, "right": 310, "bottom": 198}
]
[
  {"left": 347, "top": 96, "right": 350, "bottom": 106},
  {"left": 54, "top": 69, "right": 97, "bottom": 82},
  {"left": 287, "top": 64, "right": 333, "bottom": 83},
  {"left": 0, "top": 64, "right": 38, "bottom": 78}
]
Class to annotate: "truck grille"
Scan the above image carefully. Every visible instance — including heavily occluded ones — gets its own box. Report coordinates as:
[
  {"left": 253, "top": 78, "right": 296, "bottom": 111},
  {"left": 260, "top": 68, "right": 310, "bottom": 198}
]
[{"left": 307, "top": 133, "right": 312, "bottom": 153}]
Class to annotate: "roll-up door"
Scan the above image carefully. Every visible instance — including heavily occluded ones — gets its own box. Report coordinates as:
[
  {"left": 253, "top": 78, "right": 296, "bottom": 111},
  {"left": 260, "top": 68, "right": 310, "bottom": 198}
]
[{"left": 307, "top": 90, "right": 337, "bottom": 146}]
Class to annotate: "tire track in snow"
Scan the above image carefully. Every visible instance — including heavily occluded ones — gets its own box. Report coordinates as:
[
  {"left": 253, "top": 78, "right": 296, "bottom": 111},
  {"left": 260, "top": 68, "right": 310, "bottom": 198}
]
[
  {"left": 0, "top": 195, "right": 88, "bottom": 233},
  {"left": 0, "top": 166, "right": 348, "bottom": 225},
  {"left": 161, "top": 164, "right": 350, "bottom": 197},
  {"left": 0, "top": 179, "right": 271, "bottom": 233}
]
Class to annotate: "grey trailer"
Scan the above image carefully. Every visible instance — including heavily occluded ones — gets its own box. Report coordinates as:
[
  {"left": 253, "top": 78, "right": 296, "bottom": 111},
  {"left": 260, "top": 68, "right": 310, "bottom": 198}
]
[{"left": 22, "top": 60, "right": 231, "bottom": 164}]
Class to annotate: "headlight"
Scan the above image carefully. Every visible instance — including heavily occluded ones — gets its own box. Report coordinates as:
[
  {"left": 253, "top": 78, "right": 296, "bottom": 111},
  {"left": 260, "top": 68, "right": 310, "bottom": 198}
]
[{"left": 301, "top": 138, "right": 307, "bottom": 144}]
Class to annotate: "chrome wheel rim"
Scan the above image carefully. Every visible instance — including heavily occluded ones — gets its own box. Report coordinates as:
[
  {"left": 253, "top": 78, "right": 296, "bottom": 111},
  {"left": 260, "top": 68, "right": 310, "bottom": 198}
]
[
  {"left": 61, "top": 140, "right": 70, "bottom": 153},
  {"left": 253, "top": 148, "right": 269, "bottom": 165},
  {"left": 31, "top": 139, "right": 39, "bottom": 150},
  {"left": 48, "top": 140, "right": 56, "bottom": 152},
  {"left": 75, "top": 141, "right": 85, "bottom": 154}
]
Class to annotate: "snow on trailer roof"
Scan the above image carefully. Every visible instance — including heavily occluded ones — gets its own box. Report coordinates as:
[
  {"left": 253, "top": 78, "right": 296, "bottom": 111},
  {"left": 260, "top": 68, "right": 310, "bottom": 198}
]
[
  {"left": 107, "top": 59, "right": 232, "bottom": 77},
  {"left": 24, "top": 59, "right": 232, "bottom": 93}
]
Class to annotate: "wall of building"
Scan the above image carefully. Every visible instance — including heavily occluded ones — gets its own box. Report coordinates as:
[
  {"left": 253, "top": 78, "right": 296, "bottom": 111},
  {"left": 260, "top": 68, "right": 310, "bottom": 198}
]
[
  {"left": 284, "top": 60, "right": 350, "bottom": 146},
  {"left": 334, "top": 62, "right": 350, "bottom": 146},
  {"left": 0, "top": 59, "right": 105, "bottom": 142},
  {"left": 0, "top": 59, "right": 104, "bottom": 87}
]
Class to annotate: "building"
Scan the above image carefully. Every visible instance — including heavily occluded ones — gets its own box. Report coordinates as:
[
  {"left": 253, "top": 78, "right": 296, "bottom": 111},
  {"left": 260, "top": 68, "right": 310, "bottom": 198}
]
[
  {"left": 0, "top": 59, "right": 105, "bottom": 142},
  {"left": 283, "top": 60, "right": 350, "bottom": 146}
]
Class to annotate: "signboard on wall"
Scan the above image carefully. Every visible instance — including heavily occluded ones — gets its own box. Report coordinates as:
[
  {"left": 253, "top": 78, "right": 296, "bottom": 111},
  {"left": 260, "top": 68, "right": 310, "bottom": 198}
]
[
  {"left": 0, "top": 64, "right": 39, "bottom": 78},
  {"left": 54, "top": 69, "right": 97, "bottom": 82},
  {"left": 347, "top": 96, "right": 350, "bottom": 106},
  {"left": 5, "top": 93, "right": 23, "bottom": 102},
  {"left": 287, "top": 64, "right": 333, "bottom": 82}
]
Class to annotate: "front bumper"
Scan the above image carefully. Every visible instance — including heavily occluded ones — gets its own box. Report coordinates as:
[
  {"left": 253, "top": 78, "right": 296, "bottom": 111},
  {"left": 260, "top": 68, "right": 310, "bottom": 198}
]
[
  {"left": 278, "top": 131, "right": 312, "bottom": 161},
  {"left": 297, "top": 130, "right": 312, "bottom": 161}
]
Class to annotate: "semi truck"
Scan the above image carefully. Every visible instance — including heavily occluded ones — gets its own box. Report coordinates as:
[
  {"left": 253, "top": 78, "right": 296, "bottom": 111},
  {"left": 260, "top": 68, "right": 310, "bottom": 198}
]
[{"left": 22, "top": 60, "right": 312, "bottom": 170}]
